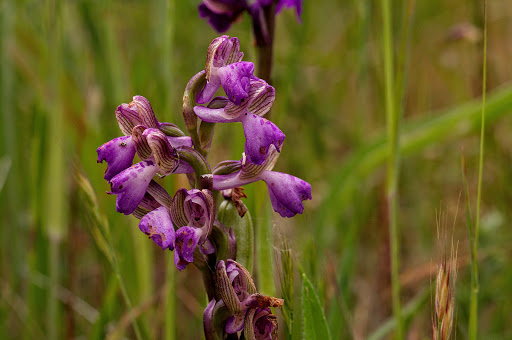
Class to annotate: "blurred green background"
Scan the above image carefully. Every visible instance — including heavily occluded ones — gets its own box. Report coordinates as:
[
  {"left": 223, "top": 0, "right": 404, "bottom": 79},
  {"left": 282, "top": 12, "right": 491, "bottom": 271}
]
[{"left": 1, "top": 0, "right": 512, "bottom": 339}]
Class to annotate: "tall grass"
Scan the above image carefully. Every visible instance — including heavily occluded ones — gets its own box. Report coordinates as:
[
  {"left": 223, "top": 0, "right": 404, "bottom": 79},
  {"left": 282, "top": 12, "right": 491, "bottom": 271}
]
[
  {"left": 469, "top": 1, "right": 488, "bottom": 338},
  {"left": 381, "top": 0, "right": 404, "bottom": 337}
]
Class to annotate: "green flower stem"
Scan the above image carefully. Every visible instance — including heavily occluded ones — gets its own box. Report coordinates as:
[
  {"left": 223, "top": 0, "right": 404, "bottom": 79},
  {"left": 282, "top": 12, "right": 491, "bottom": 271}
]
[
  {"left": 175, "top": 146, "right": 211, "bottom": 189},
  {"left": 470, "top": 2, "right": 487, "bottom": 339},
  {"left": 381, "top": 0, "right": 403, "bottom": 338},
  {"left": 182, "top": 71, "right": 207, "bottom": 155},
  {"left": 255, "top": 3, "right": 276, "bottom": 83}
]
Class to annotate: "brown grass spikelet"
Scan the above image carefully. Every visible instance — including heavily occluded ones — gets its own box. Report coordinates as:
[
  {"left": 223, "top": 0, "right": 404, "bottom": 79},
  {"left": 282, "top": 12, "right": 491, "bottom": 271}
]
[{"left": 432, "top": 208, "right": 458, "bottom": 340}]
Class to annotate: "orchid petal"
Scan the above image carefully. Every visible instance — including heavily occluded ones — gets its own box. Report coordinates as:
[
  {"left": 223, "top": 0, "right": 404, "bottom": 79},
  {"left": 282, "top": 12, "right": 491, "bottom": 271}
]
[
  {"left": 97, "top": 136, "right": 136, "bottom": 181},
  {"left": 109, "top": 160, "right": 159, "bottom": 215},
  {"left": 139, "top": 206, "right": 175, "bottom": 250},
  {"left": 260, "top": 171, "right": 312, "bottom": 217}
]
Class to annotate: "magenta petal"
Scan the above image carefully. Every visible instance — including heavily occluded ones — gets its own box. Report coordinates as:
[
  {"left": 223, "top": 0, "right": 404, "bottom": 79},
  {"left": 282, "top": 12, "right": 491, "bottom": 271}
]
[
  {"left": 240, "top": 113, "right": 285, "bottom": 165},
  {"left": 225, "top": 313, "right": 246, "bottom": 334},
  {"left": 194, "top": 105, "right": 240, "bottom": 123},
  {"left": 174, "top": 226, "right": 202, "bottom": 271},
  {"left": 97, "top": 136, "right": 136, "bottom": 181},
  {"left": 217, "top": 62, "right": 254, "bottom": 105},
  {"left": 139, "top": 206, "right": 175, "bottom": 250},
  {"left": 167, "top": 136, "right": 193, "bottom": 148},
  {"left": 173, "top": 160, "right": 194, "bottom": 174},
  {"left": 260, "top": 171, "right": 312, "bottom": 218},
  {"left": 197, "top": 76, "right": 222, "bottom": 104},
  {"left": 109, "top": 160, "right": 159, "bottom": 215}
]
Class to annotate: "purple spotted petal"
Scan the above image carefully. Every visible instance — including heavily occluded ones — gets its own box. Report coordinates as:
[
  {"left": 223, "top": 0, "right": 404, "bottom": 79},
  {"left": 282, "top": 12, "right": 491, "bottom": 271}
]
[
  {"left": 97, "top": 136, "right": 136, "bottom": 181},
  {"left": 174, "top": 226, "right": 202, "bottom": 271},
  {"left": 109, "top": 160, "right": 159, "bottom": 215},
  {"left": 276, "top": 0, "right": 302, "bottom": 20},
  {"left": 217, "top": 62, "right": 254, "bottom": 105},
  {"left": 138, "top": 206, "right": 175, "bottom": 250},
  {"left": 260, "top": 171, "right": 312, "bottom": 218},
  {"left": 240, "top": 113, "right": 285, "bottom": 165}
]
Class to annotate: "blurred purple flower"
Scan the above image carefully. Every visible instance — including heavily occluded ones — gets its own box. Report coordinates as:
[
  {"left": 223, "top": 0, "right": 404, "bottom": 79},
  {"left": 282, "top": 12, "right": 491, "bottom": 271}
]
[{"left": 199, "top": 0, "right": 302, "bottom": 37}]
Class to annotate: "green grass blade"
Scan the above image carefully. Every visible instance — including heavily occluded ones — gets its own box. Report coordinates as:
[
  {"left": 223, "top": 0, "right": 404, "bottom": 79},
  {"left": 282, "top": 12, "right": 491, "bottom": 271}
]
[
  {"left": 469, "top": 2, "right": 487, "bottom": 338},
  {"left": 301, "top": 273, "right": 332, "bottom": 340}
]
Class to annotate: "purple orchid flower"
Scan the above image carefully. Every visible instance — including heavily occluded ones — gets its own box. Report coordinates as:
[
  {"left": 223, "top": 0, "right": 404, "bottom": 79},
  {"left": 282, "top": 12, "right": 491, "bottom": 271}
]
[
  {"left": 138, "top": 206, "right": 175, "bottom": 250},
  {"left": 194, "top": 77, "right": 284, "bottom": 165},
  {"left": 199, "top": 0, "right": 302, "bottom": 37},
  {"left": 196, "top": 35, "right": 253, "bottom": 106},
  {"left": 216, "top": 259, "right": 282, "bottom": 337},
  {"left": 210, "top": 145, "right": 311, "bottom": 217},
  {"left": 170, "top": 189, "right": 216, "bottom": 271},
  {"left": 245, "top": 307, "right": 278, "bottom": 340},
  {"left": 97, "top": 95, "right": 193, "bottom": 180}
]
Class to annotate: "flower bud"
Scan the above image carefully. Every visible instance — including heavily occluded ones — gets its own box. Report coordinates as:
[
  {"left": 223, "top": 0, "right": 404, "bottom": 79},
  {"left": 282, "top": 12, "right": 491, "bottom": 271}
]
[
  {"left": 158, "top": 122, "right": 186, "bottom": 137},
  {"left": 218, "top": 199, "right": 253, "bottom": 271}
]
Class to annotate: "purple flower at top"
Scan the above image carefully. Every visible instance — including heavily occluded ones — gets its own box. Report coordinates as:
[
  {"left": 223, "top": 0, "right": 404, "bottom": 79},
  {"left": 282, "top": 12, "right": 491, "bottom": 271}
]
[
  {"left": 211, "top": 145, "right": 311, "bottom": 218},
  {"left": 198, "top": 0, "right": 246, "bottom": 33},
  {"left": 195, "top": 77, "right": 284, "bottom": 165},
  {"left": 199, "top": 0, "right": 302, "bottom": 35},
  {"left": 170, "top": 189, "right": 216, "bottom": 270},
  {"left": 197, "top": 35, "right": 253, "bottom": 106}
]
